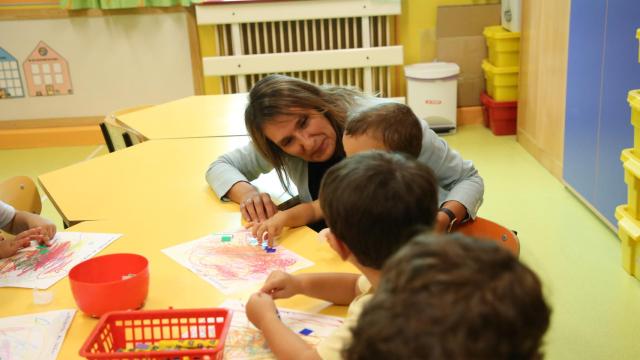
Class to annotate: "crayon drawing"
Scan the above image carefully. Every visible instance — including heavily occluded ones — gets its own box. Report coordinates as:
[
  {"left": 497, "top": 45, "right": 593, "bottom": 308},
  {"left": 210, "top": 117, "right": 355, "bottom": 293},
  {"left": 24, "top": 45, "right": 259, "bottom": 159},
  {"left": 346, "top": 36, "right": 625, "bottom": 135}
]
[
  {"left": 220, "top": 300, "right": 343, "bottom": 359},
  {"left": 0, "top": 309, "right": 75, "bottom": 360},
  {"left": 0, "top": 232, "right": 121, "bottom": 289},
  {"left": 162, "top": 230, "right": 313, "bottom": 294}
]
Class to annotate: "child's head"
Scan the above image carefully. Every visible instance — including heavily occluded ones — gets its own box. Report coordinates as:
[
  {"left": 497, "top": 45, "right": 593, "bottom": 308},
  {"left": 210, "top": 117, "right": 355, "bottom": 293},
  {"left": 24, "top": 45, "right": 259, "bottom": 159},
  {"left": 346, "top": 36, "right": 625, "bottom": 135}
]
[
  {"left": 343, "top": 102, "right": 423, "bottom": 157},
  {"left": 319, "top": 151, "right": 438, "bottom": 269},
  {"left": 346, "top": 232, "right": 551, "bottom": 360}
]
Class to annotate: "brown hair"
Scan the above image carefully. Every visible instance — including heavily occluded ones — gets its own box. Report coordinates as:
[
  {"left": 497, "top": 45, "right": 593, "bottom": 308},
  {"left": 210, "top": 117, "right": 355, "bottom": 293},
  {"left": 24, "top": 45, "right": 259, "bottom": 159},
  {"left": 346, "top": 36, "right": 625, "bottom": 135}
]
[
  {"left": 345, "top": 233, "right": 551, "bottom": 360},
  {"left": 319, "top": 151, "right": 438, "bottom": 269},
  {"left": 346, "top": 102, "right": 423, "bottom": 157},
  {"left": 245, "top": 74, "right": 364, "bottom": 191}
]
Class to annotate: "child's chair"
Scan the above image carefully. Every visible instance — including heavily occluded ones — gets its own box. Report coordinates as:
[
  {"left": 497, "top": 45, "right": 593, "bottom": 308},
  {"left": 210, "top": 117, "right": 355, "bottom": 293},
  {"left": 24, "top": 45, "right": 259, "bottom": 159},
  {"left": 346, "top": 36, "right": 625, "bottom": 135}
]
[
  {"left": 0, "top": 176, "right": 42, "bottom": 214},
  {"left": 100, "top": 105, "right": 152, "bottom": 152},
  {"left": 457, "top": 217, "right": 520, "bottom": 256}
]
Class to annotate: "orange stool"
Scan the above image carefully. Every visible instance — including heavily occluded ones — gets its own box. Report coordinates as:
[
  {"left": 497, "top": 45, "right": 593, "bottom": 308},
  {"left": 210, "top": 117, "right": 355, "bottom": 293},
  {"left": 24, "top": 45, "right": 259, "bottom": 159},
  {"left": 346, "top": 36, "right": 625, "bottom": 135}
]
[{"left": 456, "top": 217, "right": 520, "bottom": 256}]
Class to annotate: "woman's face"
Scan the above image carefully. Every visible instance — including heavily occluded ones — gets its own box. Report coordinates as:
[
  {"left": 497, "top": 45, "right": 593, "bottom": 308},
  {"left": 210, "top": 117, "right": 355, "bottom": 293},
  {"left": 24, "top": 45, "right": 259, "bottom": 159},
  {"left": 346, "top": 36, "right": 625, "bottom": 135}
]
[{"left": 262, "top": 109, "right": 337, "bottom": 162}]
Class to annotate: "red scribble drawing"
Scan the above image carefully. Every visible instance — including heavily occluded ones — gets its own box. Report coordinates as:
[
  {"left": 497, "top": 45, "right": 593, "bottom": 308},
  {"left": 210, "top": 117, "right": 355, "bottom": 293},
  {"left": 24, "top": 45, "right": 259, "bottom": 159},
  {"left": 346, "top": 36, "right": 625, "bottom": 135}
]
[
  {"left": 189, "top": 244, "right": 298, "bottom": 280},
  {"left": 0, "top": 241, "right": 77, "bottom": 277},
  {"left": 0, "top": 232, "right": 121, "bottom": 289},
  {"left": 163, "top": 230, "right": 314, "bottom": 294}
]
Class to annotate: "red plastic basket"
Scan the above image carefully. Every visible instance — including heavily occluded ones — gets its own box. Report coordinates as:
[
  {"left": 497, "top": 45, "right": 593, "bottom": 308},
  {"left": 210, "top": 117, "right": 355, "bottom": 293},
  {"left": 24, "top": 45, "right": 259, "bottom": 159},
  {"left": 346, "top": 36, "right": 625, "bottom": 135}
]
[
  {"left": 79, "top": 308, "right": 232, "bottom": 360},
  {"left": 480, "top": 91, "right": 518, "bottom": 136}
]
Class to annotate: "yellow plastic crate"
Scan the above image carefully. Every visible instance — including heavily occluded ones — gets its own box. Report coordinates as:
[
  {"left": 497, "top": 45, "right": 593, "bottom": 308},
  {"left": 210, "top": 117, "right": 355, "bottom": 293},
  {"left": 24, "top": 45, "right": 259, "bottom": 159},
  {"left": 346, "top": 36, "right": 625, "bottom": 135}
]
[
  {"left": 628, "top": 90, "right": 640, "bottom": 150},
  {"left": 636, "top": 29, "right": 639, "bottom": 63},
  {"left": 615, "top": 205, "right": 640, "bottom": 280},
  {"left": 621, "top": 148, "right": 640, "bottom": 219},
  {"left": 483, "top": 25, "right": 521, "bottom": 67},
  {"left": 481, "top": 59, "right": 519, "bottom": 101}
]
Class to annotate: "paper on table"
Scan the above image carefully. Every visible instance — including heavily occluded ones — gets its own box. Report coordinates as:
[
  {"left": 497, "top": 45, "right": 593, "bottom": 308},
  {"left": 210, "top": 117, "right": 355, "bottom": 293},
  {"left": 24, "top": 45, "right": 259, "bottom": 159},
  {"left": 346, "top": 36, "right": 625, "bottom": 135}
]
[
  {"left": 220, "top": 300, "right": 343, "bottom": 359},
  {"left": 0, "top": 232, "right": 121, "bottom": 289},
  {"left": 162, "top": 229, "right": 313, "bottom": 294},
  {"left": 0, "top": 309, "right": 75, "bottom": 360}
]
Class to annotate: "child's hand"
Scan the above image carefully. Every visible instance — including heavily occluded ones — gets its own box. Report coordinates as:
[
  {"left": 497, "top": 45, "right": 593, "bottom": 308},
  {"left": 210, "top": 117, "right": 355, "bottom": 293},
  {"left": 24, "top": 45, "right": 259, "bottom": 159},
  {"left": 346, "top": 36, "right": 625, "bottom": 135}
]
[
  {"left": 252, "top": 213, "right": 287, "bottom": 247},
  {"left": 246, "top": 292, "right": 280, "bottom": 330},
  {"left": 260, "top": 270, "right": 301, "bottom": 299},
  {"left": 0, "top": 231, "right": 35, "bottom": 259},
  {"left": 18, "top": 227, "right": 52, "bottom": 246}
]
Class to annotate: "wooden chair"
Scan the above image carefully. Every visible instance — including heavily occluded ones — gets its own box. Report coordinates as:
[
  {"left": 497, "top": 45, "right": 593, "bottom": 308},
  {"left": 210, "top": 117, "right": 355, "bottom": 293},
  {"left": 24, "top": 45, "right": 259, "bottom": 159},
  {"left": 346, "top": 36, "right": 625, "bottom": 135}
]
[
  {"left": 457, "top": 217, "right": 520, "bottom": 256},
  {"left": 100, "top": 105, "right": 152, "bottom": 152},
  {"left": 0, "top": 176, "right": 42, "bottom": 214}
]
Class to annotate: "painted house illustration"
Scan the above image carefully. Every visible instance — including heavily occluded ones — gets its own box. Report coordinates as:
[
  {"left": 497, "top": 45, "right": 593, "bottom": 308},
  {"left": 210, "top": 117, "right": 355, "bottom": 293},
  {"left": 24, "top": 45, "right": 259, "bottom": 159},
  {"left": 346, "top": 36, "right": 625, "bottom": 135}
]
[
  {"left": 23, "top": 41, "right": 73, "bottom": 97},
  {"left": 0, "top": 47, "right": 25, "bottom": 99}
]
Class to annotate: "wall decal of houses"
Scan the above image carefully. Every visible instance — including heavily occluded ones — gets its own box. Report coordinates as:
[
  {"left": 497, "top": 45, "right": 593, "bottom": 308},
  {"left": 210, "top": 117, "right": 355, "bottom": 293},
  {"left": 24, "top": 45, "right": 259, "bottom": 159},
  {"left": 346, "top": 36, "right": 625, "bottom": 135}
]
[
  {"left": 23, "top": 41, "right": 73, "bottom": 97},
  {"left": 0, "top": 47, "right": 25, "bottom": 99}
]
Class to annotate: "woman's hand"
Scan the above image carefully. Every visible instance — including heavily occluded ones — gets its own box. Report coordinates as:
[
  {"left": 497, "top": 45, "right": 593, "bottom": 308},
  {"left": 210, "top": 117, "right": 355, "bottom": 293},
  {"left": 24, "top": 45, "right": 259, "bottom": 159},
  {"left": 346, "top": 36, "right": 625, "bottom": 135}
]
[{"left": 240, "top": 192, "right": 278, "bottom": 223}]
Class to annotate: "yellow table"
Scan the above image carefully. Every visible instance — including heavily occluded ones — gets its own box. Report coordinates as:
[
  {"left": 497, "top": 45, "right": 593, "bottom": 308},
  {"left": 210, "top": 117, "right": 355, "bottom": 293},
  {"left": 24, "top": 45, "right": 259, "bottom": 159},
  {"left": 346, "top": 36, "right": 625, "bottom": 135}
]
[
  {"left": 116, "top": 94, "right": 249, "bottom": 140},
  {"left": 38, "top": 137, "right": 287, "bottom": 226},
  {"left": 0, "top": 215, "right": 355, "bottom": 359}
]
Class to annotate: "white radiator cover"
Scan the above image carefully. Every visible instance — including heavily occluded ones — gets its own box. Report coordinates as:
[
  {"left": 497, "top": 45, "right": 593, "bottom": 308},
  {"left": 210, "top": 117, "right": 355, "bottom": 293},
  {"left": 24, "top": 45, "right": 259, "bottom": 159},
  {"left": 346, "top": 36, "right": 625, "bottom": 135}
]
[{"left": 196, "top": 0, "right": 403, "bottom": 97}]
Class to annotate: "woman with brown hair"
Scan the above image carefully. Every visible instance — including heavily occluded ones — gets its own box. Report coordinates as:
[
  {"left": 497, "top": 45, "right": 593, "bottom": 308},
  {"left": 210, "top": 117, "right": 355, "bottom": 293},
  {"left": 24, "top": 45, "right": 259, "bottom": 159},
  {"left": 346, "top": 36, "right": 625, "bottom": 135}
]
[{"left": 205, "top": 74, "right": 483, "bottom": 233}]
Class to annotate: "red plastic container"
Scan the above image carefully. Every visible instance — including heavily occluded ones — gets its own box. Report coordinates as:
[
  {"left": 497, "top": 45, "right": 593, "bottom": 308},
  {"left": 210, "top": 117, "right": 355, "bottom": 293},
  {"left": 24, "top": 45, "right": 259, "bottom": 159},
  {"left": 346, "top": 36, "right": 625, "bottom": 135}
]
[
  {"left": 480, "top": 91, "right": 518, "bottom": 135},
  {"left": 69, "top": 253, "right": 149, "bottom": 317},
  {"left": 79, "top": 308, "right": 232, "bottom": 360}
]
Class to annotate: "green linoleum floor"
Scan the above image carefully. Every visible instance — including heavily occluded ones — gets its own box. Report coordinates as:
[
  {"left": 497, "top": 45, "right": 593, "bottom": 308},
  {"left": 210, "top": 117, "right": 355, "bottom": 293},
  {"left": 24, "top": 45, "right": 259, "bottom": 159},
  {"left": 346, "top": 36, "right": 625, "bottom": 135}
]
[{"left": 1, "top": 126, "right": 639, "bottom": 359}]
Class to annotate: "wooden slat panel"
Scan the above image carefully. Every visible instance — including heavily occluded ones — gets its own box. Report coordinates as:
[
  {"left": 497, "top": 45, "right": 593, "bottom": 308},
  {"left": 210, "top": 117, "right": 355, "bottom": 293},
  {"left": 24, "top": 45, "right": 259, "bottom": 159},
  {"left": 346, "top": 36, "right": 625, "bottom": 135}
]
[
  {"left": 196, "top": 0, "right": 401, "bottom": 25},
  {"left": 203, "top": 46, "right": 403, "bottom": 76},
  {"left": 517, "top": 0, "right": 570, "bottom": 179}
]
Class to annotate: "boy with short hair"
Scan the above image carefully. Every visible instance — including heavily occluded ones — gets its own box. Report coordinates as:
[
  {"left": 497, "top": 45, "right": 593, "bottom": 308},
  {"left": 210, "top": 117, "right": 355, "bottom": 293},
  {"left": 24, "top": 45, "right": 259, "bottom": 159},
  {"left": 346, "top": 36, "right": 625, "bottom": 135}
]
[
  {"left": 342, "top": 101, "right": 423, "bottom": 158},
  {"left": 245, "top": 151, "right": 439, "bottom": 360},
  {"left": 346, "top": 232, "right": 551, "bottom": 360}
]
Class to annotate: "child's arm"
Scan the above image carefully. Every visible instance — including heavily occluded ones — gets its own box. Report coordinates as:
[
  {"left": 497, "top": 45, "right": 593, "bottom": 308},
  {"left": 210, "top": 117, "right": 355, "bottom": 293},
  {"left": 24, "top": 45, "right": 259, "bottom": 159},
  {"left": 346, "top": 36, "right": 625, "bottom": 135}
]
[
  {"left": 246, "top": 292, "right": 321, "bottom": 360},
  {"left": 252, "top": 200, "right": 323, "bottom": 246},
  {"left": 4, "top": 210, "right": 56, "bottom": 239},
  {"left": 261, "top": 270, "right": 360, "bottom": 306}
]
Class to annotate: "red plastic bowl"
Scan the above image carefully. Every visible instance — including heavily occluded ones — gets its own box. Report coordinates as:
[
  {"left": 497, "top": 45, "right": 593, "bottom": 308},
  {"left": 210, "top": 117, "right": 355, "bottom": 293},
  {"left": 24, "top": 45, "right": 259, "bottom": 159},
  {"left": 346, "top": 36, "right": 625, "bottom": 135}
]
[{"left": 69, "top": 253, "right": 149, "bottom": 317}]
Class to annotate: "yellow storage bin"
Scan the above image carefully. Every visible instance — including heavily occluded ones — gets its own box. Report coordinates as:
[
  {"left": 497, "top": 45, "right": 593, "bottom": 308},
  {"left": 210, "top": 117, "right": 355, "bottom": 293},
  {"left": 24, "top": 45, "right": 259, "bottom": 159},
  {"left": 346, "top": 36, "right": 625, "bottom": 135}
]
[
  {"left": 481, "top": 60, "right": 519, "bottom": 101},
  {"left": 483, "top": 25, "right": 521, "bottom": 67},
  {"left": 636, "top": 29, "right": 639, "bottom": 63},
  {"left": 628, "top": 90, "right": 640, "bottom": 150},
  {"left": 620, "top": 148, "right": 640, "bottom": 219},
  {"left": 615, "top": 205, "right": 640, "bottom": 280}
]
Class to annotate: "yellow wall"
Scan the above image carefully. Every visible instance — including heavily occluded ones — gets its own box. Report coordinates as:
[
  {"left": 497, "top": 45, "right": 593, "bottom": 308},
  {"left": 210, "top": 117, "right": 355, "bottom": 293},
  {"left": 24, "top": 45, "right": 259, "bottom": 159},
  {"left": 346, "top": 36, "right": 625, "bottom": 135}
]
[
  {"left": 197, "top": 0, "right": 500, "bottom": 95},
  {"left": 198, "top": 25, "right": 223, "bottom": 95},
  {"left": 395, "top": 0, "right": 500, "bottom": 96}
]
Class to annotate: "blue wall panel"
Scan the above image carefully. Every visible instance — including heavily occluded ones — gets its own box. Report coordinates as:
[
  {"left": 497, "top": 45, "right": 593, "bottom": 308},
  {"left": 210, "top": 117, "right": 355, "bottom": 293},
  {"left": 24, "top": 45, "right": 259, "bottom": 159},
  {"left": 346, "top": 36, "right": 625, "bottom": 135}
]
[
  {"left": 594, "top": 0, "right": 640, "bottom": 225},
  {"left": 563, "top": 0, "right": 607, "bottom": 204}
]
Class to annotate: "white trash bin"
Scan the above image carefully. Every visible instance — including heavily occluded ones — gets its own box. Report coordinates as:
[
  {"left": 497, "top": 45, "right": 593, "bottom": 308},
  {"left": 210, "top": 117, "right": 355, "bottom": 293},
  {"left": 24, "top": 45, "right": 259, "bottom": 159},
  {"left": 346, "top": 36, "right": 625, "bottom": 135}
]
[{"left": 405, "top": 62, "right": 460, "bottom": 134}]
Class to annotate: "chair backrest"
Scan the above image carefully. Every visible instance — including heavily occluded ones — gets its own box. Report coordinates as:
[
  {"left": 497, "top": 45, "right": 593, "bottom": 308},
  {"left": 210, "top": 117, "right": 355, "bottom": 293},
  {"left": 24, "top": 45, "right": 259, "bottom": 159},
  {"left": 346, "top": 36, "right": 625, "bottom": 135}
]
[
  {"left": 100, "top": 105, "right": 153, "bottom": 152},
  {"left": 0, "top": 176, "right": 42, "bottom": 214},
  {"left": 456, "top": 217, "right": 520, "bottom": 257}
]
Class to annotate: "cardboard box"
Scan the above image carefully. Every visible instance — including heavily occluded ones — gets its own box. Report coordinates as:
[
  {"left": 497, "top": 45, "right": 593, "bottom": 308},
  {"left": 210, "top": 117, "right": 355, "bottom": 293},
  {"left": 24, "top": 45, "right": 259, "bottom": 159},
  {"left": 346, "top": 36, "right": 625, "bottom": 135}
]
[{"left": 436, "top": 5, "right": 501, "bottom": 107}]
